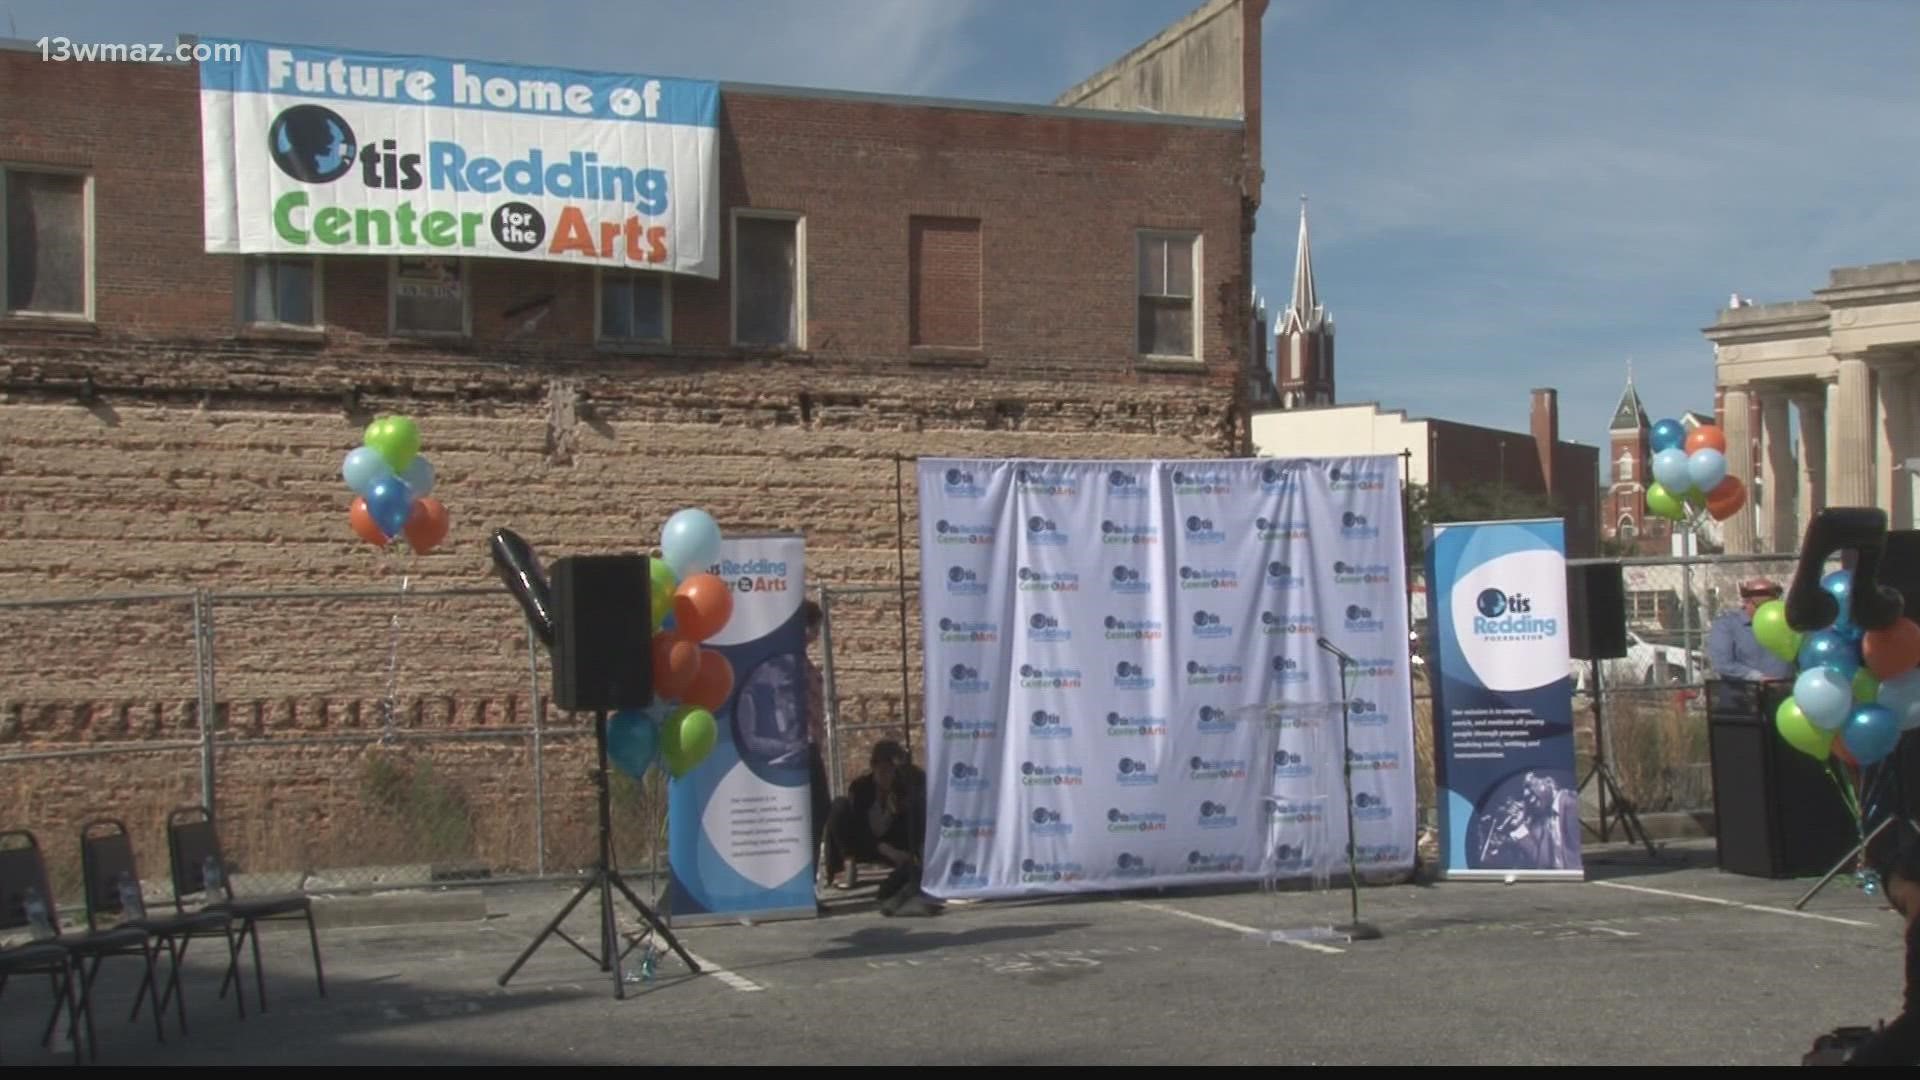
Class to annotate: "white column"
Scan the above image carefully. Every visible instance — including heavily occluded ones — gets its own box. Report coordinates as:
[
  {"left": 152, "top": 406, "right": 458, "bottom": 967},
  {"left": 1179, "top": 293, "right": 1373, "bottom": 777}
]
[
  {"left": 1761, "top": 391, "right": 1795, "bottom": 553},
  {"left": 1883, "top": 362, "right": 1916, "bottom": 528},
  {"left": 1721, "top": 384, "right": 1757, "bottom": 553},
  {"left": 1793, "top": 389, "right": 1827, "bottom": 552},
  {"left": 1830, "top": 355, "right": 1876, "bottom": 508}
]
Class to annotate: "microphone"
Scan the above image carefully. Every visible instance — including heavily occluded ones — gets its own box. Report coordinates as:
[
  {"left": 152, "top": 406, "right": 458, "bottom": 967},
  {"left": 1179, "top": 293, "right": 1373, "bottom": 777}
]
[{"left": 1316, "top": 636, "right": 1355, "bottom": 666}]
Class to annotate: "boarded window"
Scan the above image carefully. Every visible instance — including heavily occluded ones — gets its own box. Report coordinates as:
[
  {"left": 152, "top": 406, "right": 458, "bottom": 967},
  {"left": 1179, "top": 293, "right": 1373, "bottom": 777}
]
[
  {"left": 4, "top": 170, "right": 88, "bottom": 316},
  {"left": 910, "top": 217, "right": 981, "bottom": 348}
]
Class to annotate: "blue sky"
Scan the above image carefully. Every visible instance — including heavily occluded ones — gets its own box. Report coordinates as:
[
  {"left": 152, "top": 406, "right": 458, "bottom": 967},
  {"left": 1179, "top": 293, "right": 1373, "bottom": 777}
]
[{"left": 11, "top": 0, "right": 1919, "bottom": 456}]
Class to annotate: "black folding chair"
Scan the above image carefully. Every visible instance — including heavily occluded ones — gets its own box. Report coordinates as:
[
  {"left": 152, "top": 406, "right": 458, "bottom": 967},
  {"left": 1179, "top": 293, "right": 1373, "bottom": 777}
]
[
  {"left": 166, "top": 806, "right": 325, "bottom": 1012},
  {"left": 79, "top": 818, "right": 243, "bottom": 1039},
  {"left": 0, "top": 829, "right": 157, "bottom": 1063},
  {"left": 0, "top": 831, "right": 84, "bottom": 1064}
]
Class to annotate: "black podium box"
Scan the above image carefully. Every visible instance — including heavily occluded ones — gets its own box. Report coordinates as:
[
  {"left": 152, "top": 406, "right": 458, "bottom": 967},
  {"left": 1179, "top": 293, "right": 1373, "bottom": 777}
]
[{"left": 1706, "top": 679, "right": 1857, "bottom": 879}]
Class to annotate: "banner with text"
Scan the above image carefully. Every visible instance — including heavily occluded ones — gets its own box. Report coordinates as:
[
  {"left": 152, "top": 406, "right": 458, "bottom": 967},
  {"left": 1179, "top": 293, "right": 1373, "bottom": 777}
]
[
  {"left": 919, "top": 457, "right": 1417, "bottom": 901},
  {"left": 200, "top": 38, "right": 720, "bottom": 276},
  {"left": 667, "top": 535, "right": 815, "bottom": 924},
  {"left": 1426, "top": 518, "right": 1582, "bottom": 881}
]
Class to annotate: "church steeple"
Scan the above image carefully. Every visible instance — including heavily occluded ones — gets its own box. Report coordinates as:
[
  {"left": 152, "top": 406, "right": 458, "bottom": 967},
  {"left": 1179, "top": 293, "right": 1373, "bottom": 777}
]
[
  {"left": 1275, "top": 196, "right": 1335, "bottom": 409},
  {"left": 1610, "top": 362, "right": 1650, "bottom": 431}
]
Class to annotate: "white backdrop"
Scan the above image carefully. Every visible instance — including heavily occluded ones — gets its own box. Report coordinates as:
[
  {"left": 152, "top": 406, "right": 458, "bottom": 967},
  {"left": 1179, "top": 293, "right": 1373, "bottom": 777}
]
[{"left": 919, "top": 457, "right": 1417, "bottom": 901}]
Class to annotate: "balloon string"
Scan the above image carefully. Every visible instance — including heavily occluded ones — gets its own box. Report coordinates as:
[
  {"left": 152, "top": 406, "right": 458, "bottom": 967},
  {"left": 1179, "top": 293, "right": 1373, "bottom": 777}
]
[
  {"left": 1828, "top": 760, "right": 1863, "bottom": 831},
  {"left": 382, "top": 567, "right": 411, "bottom": 744}
]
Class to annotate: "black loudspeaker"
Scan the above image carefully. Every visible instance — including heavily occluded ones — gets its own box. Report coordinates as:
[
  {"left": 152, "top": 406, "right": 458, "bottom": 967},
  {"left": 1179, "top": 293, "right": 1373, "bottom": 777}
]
[
  {"left": 550, "top": 555, "right": 653, "bottom": 712},
  {"left": 1707, "top": 681, "right": 1856, "bottom": 878},
  {"left": 1566, "top": 562, "right": 1627, "bottom": 661}
]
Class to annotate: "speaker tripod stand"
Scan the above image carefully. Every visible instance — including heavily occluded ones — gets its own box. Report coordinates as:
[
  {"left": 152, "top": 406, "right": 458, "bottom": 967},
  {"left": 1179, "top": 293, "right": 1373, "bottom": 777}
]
[
  {"left": 498, "top": 709, "right": 700, "bottom": 998},
  {"left": 1579, "top": 659, "right": 1656, "bottom": 857},
  {"left": 1795, "top": 810, "right": 1920, "bottom": 911}
]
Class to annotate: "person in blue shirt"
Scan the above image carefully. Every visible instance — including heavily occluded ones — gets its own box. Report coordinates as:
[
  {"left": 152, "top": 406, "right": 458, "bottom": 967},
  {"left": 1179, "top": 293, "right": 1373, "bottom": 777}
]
[{"left": 1707, "top": 577, "right": 1795, "bottom": 682}]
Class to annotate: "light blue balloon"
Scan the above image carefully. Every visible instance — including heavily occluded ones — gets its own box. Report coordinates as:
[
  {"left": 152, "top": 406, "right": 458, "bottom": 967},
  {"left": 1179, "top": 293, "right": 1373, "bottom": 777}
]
[
  {"left": 1686, "top": 448, "right": 1728, "bottom": 493},
  {"left": 1842, "top": 704, "right": 1902, "bottom": 766},
  {"left": 1823, "top": 570, "right": 1854, "bottom": 628},
  {"left": 401, "top": 455, "right": 435, "bottom": 499},
  {"left": 1652, "top": 448, "right": 1693, "bottom": 494},
  {"left": 343, "top": 446, "right": 394, "bottom": 497},
  {"left": 1795, "top": 667, "right": 1854, "bottom": 731},
  {"left": 1881, "top": 669, "right": 1920, "bottom": 732},
  {"left": 1650, "top": 419, "right": 1686, "bottom": 454},
  {"left": 366, "top": 477, "right": 415, "bottom": 538},
  {"left": 1797, "top": 629, "right": 1862, "bottom": 680},
  {"left": 661, "top": 508, "right": 723, "bottom": 578},
  {"left": 607, "top": 708, "right": 662, "bottom": 779}
]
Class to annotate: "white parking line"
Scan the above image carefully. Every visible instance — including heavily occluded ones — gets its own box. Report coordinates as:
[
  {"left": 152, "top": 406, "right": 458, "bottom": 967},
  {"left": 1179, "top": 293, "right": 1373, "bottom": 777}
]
[
  {"left": 1595, "top": 880, "right": 1876, "bottom": 928},
  {"left": 1125, "top": 900, "right": 1347, "bottom": 954},
  {"left": 683, "top": 951, "right": 765, "bottom": 992}
]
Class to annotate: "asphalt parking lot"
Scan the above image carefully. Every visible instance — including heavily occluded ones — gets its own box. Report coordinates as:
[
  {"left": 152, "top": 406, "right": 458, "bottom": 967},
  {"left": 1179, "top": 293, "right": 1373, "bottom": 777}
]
[{"left": 3, "top": 840, "right": 1904, "bottom": 1066}]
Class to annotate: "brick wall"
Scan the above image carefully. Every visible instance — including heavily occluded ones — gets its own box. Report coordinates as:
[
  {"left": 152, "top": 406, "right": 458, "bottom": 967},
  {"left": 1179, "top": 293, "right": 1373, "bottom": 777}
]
[{"left": 0, "top": 51, "right": 1258, "bottom": 875}]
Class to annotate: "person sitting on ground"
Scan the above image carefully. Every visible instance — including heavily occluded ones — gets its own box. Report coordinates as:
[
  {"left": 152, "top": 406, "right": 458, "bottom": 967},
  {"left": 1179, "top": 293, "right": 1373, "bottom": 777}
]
[{"left": 823, "top": 740, "right": 933, "bottom": 912}]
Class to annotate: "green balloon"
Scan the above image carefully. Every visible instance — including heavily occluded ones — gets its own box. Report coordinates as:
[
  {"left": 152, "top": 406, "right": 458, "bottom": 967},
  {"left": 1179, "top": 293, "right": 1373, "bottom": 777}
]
[
  {"left": 661, "top": 706, "right": 717, "bottom": 778},
  {"left": 1646, "top": 483, "right": 1686, "bottom": 522},
  {"left": 649, "top": 559, "right": 677, "bottom": 631},
  {"left": 1776, "top": 697, "right": 1833, "bottom": 761},
  {"left": 1752, "top": 599, "right": 1802, "bottom": 664},
  {"left": 364, "top": 415, "right": 421, "bottom": 473},
  {"left": 1855, "top": 668, "right": 1882, "bottom": 705}
]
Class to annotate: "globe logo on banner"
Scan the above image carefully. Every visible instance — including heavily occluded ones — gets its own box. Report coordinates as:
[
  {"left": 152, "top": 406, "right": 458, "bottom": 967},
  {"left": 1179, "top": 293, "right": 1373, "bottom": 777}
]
[
  {"left": 946, "top": 859, "right": 990, "bottom": 889},
  {"left": 948, "top": 761, "right": 990, "bottom": 793},
  {"left": 1273, "top": 747, "right": 1313, "bottom": 779},
  {"left": 1019, "top": 663, "right": 1084, "bottom": 689},
  {"left": 1260, "top": 463, "right": 1301, "bottom": 494},
  {"left": 1196, "top": 704, "right": 1239, "bottom": 734},
  {"left": 1107, "top": 470, "right": 1150, "bottom": 499},
  {"left": 1105, "top": 711, "right": 1168, "bottom": 737},
  {"left": 1114, "top": 661, "right": 1156, "bottom": 691},
  {"left": 1116, "top": 757, "right": 1160, "bottom": 787},
  {"left": 1104, "top": 615, "right": 1164, "bottom": 641},
  {"left": 269, "top": 104, "right": 358, "bottom": 183},
  {"left": 1450, "top": 548, "right": 1569, "bottom": 692},
  {"left": 939, "top": 814, "right": 996, "bottom": 840},
  {"left": 1270, "top": 655, "right": 1310, "bottom": 686},
  {"left": 1328, "top": 463, "right": 1388, "bottom": 492},
  {"left": 1026, "top": 613, "right": 1073, "bottom": 643},
  {"left": 1028, "top": 709, "right": 1072, "bottom": 739},
  {"left": 1020, "top": 858, "right": 1086, "bottom": 884},
  {"left": 1348, "top": 696, "right": 1390, "bottom": 726},
  {"left": 1355, "top": 844, "right": 1409, "bottom": 867},
  {"left": 1265, "top": 560, "right": 1307, "bottom": 591},
  {"left": 1027, "top": 805, "right": 1074, "bottom": 832},
  {"left": 1015, "top": 466, "right": 1078, "bottom": 497},
  {"left": 1018, "top": 566, "right": 1081, "bottom": 593},
  {"left": 1344, "top": 603, "right": 1386, "bottom": 633},
  {"left": 1106, "top": 808, "right": 1170, "bottom": 832},
  {"left": 1172, "top": 469, "right": 1233, "bottom": 496},
  {"left": 1020, "top": 763, "right": 1085, "bottom": 788},
  {"left": 1341, "top": 511, "right": 1381, "bottom": 540},
  {"left": 946, "top": 565, "right": 988, "bottom": 596},
  {"left": 1109, "top": 566, "right": 1153, "bottom": 595},
  {"left": 1264, "top": 844, "right": 1313, "bottom": 874},
  {"left": 940, "top": 714, "right": 999, "bottom": 741},
  {"left": 1333, "top": 560, "right": 1393, "bottom": 587},
  {"left": 947, "top": 662, "right": 990, "bottom": 693},
  {"left": 1354, "top": 791, "right": 1394, "bottom": 821},
  {"left": 1026, "top": 515, "right": 1068, "bottom": 547},
  {"left": 942, "top": 468, "right": 986, "bottom": 497},
  {"left": 1102, "top": 520, "right": 1159, "bottom": 546},
  {"left": 1187, "top": 659, "right": 1246, "bottom": 687},
  {"left": 1348, "top": 747, "right": 1402, "bottom": 772},
  {"left": 1256, "top": 515, "right": 1310, "bottom": 542},
  {"left": 1191, "top": 610, "right": 1234, "bottom": 640},
  {"left": 1262, "top": 609, "right": 1317, "bottom": 636},
  {"left": 1188, "top": 755, "right": 1249, "bottom": 781},
  {"left": 1179, "top": 565, "right": 1239, "bottom": 591},
  {"left": 934, "top": 518, "right": 996, "bottom": 546},
  {"left": 938, "top": 617, "right": 999, "bottom": 644},
  {"left": 1183, "top": 515, "right": 1227, "bottom": 545},
  {"left": 1114, "top": 852, "right": 1155, "bottom": 878},
  {"left": 1197, "top": 801, "right": 1239, "bottom": 830},
  {"left": 1185, "top": 851, "right": 1247, "bottom": 874}
]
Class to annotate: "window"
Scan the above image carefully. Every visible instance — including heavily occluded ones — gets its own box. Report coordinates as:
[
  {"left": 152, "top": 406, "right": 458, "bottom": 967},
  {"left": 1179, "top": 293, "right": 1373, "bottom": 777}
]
[
  {"left": 732, "top": 211, "right": 803, "bottom": 348},
  {"left": 909, "top": 216, "right": 981, "bottom": 348},
  {"left": 239, "top": 256, "right": 320, "bottom": 327},
  {"left": 391, "top": 257, "right": 469, "bottom": 337},
  {"left": 598, "top": 270, "right": 670, "bottom": 345},
  {"left": 3, "top": 167, "right": 91, "bottom": 318},
  {"left": 1137, "top": 231, "right": 1198, "bottom": 359}
]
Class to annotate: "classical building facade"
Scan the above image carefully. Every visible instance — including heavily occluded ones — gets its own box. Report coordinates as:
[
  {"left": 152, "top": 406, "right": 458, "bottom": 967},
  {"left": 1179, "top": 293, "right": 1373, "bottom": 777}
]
[{"left": 1704, "top": 260, "right": 1920, "bottom": 553}]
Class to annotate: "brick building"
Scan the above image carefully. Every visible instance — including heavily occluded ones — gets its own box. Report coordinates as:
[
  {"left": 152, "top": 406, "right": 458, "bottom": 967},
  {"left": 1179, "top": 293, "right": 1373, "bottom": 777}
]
[{"left": 0, "top": 4, "right": 1273, "bottom": 876}]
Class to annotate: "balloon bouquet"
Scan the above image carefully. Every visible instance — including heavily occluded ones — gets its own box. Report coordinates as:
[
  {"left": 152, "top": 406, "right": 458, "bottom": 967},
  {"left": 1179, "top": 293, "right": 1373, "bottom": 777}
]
[
  {"left": 1643, "top": 417, "right": 1747, "bottom": 527},
  {"left": 605, "top": 509, "right": 738, "bottom": 783},
  {"left": 342, "top": 414, "right": 451, "bottom": 554},
  {"left": 1768, "top": 579, "right": 1920, "bottom": 768}
]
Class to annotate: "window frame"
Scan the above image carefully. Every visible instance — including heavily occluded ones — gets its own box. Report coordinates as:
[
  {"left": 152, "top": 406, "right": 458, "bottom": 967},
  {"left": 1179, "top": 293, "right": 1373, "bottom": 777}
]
[
  {"left": 1135, "top": 228, "right": 1202, "bottom": 363},
  {"left": 730, "top": 208, "right": 807, "bottom": 351},
  {"left": 593, "top": 266, "right": 674, "bottom": 349},
  {"left": 0, "top": 164, "right": 96, "bottom": 323},
  {"left": 388, "top": 256, "right": 473, "bottom": 340},
  {"left": 234, "top": 254, "right": 324, "bottom": 330}
]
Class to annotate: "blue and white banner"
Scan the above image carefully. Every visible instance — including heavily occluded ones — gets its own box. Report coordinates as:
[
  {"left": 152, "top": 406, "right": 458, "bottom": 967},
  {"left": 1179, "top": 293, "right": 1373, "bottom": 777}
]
[
  {"left": 199, "top": 38, "right": 721, "bottom": 276},
  {"left": 1426, "top": 518, "right": 1583, "bottom": 881},
  {"left": 919, "top": 457, "right": 1417, "bottom": 901},
  {"left": 667, "top": 535, "right": 816, "bottom": 924}
]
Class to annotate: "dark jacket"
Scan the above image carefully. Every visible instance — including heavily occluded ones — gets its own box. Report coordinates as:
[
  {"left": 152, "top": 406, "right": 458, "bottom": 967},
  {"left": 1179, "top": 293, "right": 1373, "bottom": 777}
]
[
  {"left": 846, "top": 765, "right": 927, "bottom": 857},
  {"left": 1849, "top": 917, "right": 1920, "bottom": 1065}
]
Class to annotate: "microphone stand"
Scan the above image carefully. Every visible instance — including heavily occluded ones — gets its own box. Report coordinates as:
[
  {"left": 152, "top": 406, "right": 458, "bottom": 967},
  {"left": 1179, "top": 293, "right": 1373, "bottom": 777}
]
[{"left": 1317, "top": 637, "right": 1383, "bottom": 941}]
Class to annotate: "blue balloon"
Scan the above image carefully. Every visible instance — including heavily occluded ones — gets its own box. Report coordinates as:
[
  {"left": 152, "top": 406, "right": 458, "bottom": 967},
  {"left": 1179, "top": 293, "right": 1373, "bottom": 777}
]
[
  {"left": 607, "top": 708, "right": 661, "bottom": 779},
  {"left": 1882, "top": 670, "right": 1920, "bottom": 731},
  {"left": 1686, "top": 448, "right": 1728, "bottom": 493},
  {"left": 661, "top": 508, "right": 723, "bottom": 578},
  {"left": 1795, "top": 667, "right": 1854, "bottom": 731},
  {"left": 1650, "top": 419, "right": 1686, "bottom": 453},
  {"left": 1798, "top": 630, "right": 1862, "bottom": 680},
  {"left": 1652, "top": 449, "right": 1694, "bottom": 494},
  {"left": 1823, "top": 570, "right": 1854, "bottom": 628},
  {"left": 365, "top": 477, "right": 415, "bottom": 538},
  {"left": 343, "top": 446, "right": 395, "bottom": 497},
  {"left": 400, "top": 455, "right": 436, "bottom": 499},
  {"left": 1842, "top": 704, "right": 1902, "bottom": 766}
]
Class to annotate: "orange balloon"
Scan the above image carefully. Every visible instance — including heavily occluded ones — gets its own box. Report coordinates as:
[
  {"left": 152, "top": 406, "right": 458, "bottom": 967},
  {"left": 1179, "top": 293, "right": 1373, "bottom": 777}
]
[
  {"left": 652, "top": 632, "right": 700, "bottom": 699},
  {"left": 1685, "top": 425, "right": 1728, "bottom": 455},
  {"left": 1706, "top": 475, "right": 1747, "bottom": 521},
  {"left": 682, "top": 649, "right": 735, "bottom": 712},
  {"left": 403, "top": 497, "right": 450, "bottom": 554},
  {"left": 672, "top": 574, "right": 735, "bottom": 643},
  {"left": 1863, "top": 618, "right": 1920, "bottom": 681},
  {"left": 349, "top": 497, "right": 388, "bottom": 547}
]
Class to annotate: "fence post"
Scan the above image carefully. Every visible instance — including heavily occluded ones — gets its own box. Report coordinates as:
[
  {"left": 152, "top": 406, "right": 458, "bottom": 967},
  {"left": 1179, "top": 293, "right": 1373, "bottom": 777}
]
[
  {"left": 820, "top": 586, "right": 844, "bottom": 796},
  {"left": 527, "top": 619, "right": 547, "bottom": 878},
  {"left": 192, "top": 588, "right": 218, "bottom": 818},
  {"left": 1681, "top": 556, "right": 1697, "bottom": 682}
]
